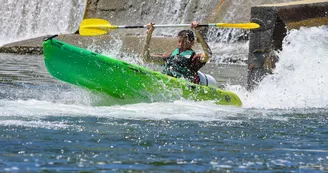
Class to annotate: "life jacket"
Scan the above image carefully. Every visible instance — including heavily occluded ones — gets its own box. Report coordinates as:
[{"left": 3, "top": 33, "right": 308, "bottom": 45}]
[{"left": 162, "top": 48, "right": 196, "bottom": 82}]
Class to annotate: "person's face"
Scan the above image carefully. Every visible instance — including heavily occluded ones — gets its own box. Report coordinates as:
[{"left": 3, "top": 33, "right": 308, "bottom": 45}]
[{"left": 177, "top": 36, "right": 194, "bottom": 50}]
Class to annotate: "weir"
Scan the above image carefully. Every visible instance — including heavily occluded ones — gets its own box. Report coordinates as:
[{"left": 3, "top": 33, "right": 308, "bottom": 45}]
[
  {"left": 0, "top": 0, "right": 327, "bottom": 87},
  {"left": 0, "top": 0, "right": 298, "bottom": 53}
]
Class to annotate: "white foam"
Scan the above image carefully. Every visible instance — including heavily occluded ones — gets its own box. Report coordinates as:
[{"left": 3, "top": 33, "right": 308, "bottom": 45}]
[
  {"left": 230, "top": 26, "right": 328, "bottom": 109},
  {"left": 0, "top": 0, "right": 86, "bottom": 45},
  {"left": 0, "top": 99, "right": 245, "bottom": 122}
]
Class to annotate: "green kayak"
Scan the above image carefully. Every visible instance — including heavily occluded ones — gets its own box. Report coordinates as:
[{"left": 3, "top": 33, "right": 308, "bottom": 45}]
[{"left": 43, "top": 36, "right": 242, "bottom": 106}]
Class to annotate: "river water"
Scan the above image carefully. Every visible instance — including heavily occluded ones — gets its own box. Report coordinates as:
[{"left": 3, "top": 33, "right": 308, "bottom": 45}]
[{"left": 0, "top": 26, "right": 328, "bottom": 172}]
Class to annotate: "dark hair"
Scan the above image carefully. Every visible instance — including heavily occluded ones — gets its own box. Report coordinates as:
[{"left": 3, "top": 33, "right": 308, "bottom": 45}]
[{"left": 178, "top": 30, "right": 195, "bottom": 42}]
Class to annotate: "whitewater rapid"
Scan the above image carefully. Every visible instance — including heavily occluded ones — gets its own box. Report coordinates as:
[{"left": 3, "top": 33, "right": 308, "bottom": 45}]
[{"left": 233, "top": 26, "right": 328, "bottom": 109}]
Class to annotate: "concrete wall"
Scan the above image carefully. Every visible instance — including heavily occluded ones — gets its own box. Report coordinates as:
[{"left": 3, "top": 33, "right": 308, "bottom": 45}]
[
  {"left": 84, "top": 0, "right": 220, "bottom": 28},
  {"left": 85, "top": 0, "right": 301, "bottom": 24},
  {"left": 247, "top": 0, "right": 328, "bottom": 90}
]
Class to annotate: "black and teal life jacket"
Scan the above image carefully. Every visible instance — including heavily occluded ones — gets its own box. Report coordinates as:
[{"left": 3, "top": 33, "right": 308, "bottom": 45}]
[{"left": 162, "top": 48, "right": 196, "bottom": 82}]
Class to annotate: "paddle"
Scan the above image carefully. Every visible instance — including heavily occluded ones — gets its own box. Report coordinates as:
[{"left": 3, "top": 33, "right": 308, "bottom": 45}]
[{"left": 79, "top": 18, "right": 260, "bottom": 36}]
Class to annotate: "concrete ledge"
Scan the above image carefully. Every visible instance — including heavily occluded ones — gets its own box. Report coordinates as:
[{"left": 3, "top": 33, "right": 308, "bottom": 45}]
[
  {"left": 0, "top": 37, "right": 46, "bottom": 54},
  {"left": 0, "top": 34, "right": 112, "bottom": 55},
  {"left": 258, "top": 0, "right": 328, "bottom": 29}
]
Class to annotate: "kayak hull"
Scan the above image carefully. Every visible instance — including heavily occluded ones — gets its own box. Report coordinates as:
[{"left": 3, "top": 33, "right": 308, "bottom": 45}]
[{"left": 43, "top": 38, "right": 242, "bottom": 106}]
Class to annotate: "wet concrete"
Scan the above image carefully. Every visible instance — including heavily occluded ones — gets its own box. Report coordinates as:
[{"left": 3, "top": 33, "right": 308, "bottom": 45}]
[
  {"left": 0, "top": 34, "right": 112, "bottom": 55},
  {"left": 0, "top": 34, "right": 183, "bottom": 55}
]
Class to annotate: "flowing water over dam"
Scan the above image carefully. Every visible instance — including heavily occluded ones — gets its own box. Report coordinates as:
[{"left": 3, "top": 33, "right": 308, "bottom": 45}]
[
  {"left": 1, "top": 0, "right": 328, "bottom": 172},
  {"left": 0, "top": 0, "right": 86, "bottom": 45}
]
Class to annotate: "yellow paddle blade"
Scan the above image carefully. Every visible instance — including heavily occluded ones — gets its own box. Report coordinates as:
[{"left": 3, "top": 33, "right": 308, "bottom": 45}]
[
  {"left": 216, "top": 22, "right": 260, "bottom": 29},
  {"left": 79, "top": 18, "right": 112, "bottom": 36}
]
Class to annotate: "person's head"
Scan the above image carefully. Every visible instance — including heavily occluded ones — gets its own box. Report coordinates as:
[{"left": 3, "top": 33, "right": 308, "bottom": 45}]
[{"left": 177, "top": 30, "right": 195, "bottom": 50}]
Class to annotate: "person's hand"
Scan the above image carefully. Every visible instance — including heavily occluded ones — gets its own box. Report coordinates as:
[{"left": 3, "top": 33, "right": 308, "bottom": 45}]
[
  {"left": 191, "top": 21, "right": 200, "bottom": 31},
  {"left": 146, "top": 23, "right": 155, "bottom": 34}
]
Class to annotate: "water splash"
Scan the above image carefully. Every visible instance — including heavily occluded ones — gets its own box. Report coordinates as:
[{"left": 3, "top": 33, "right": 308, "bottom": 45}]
[
  {"left": 0, "top": 99, "right": 244, "bottom": 122},
  {"left": 236, "top": 26, "right": 328, "bottom": 109}
]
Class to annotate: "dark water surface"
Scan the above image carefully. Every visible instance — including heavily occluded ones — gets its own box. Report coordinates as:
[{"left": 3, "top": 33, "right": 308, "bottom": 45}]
[{"left": 1, "top": 53, "right": 328, "bottom": 172}]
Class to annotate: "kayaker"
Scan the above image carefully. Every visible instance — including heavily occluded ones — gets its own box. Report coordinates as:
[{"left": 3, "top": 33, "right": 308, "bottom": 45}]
[{"left": 142, "top": 21, "right": 212, "bottom": 84}]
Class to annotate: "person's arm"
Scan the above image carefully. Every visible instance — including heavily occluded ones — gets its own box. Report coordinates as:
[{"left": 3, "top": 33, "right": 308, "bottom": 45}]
[
  {"left": 142, "top": 23, "right": 154, "bottom": 62},
  {"left": 191, "top": 21, "right": 212, "bottom": 63},
  {"left": 142, "top": 23, "right": 168, "bottom": 65}
]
